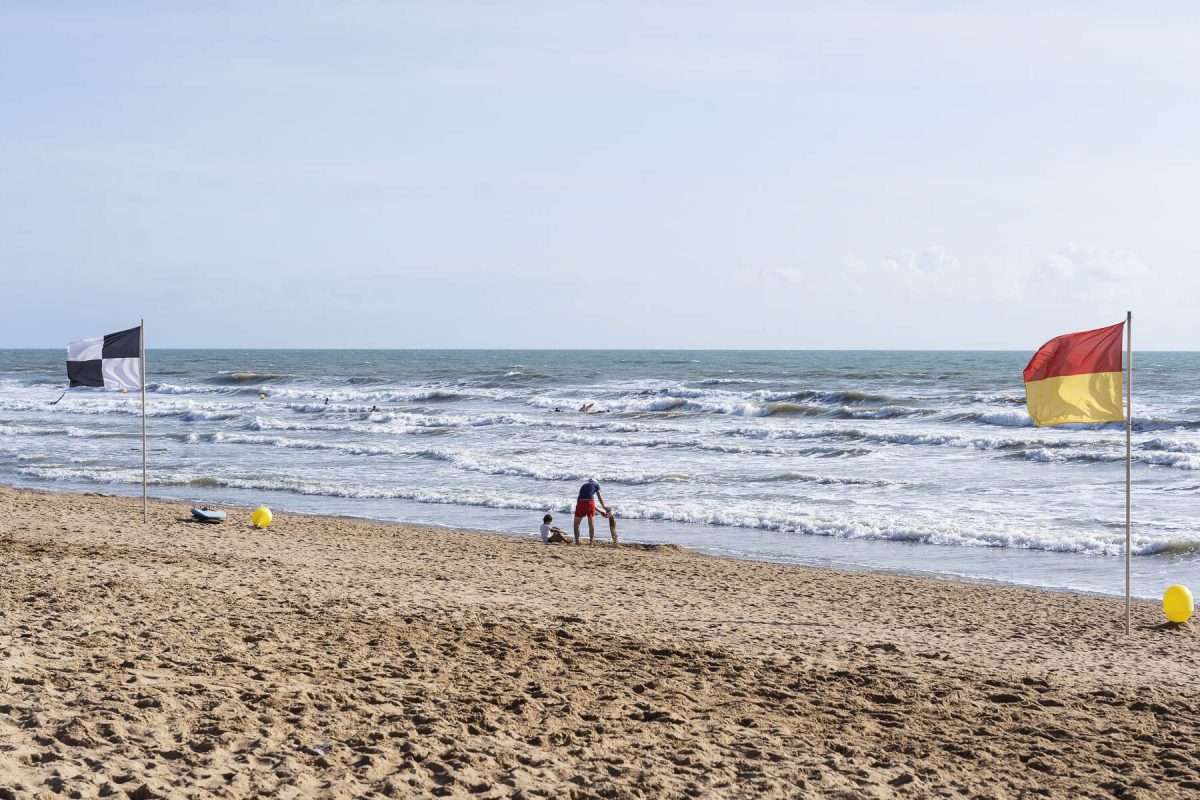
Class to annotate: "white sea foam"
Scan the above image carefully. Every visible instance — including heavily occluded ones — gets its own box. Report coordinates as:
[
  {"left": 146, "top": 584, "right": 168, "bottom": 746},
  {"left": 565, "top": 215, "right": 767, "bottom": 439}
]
[
  {"left": 723, "top": 425, "right": 1111, "bottom": 454},
  {"left": 13, "top": 460, "right": 1191, "bottom": 557},
  {"left": 968, "top": 392, "right": 1025, "bottom": 406},
  {"left": 8, "top": 349, "right": 1200, "bottom": 586},
  {"left": 948, "top": 409, "right": 1035, "bottom": 427},
  {"left": 181, "top": 409, "right": 241, "bottom": 422},
  {"left": 1005, "top": 448, "right": 1200, "bottom": 470},
  {"left": 695, "top": 377, "right": 767, "bottom": 385},
  {"left": 524, "top": 389, "right": 931, "bottom": 419},
  {"left": 245, "top": 415, "right": 452, "bottom": 435},
  {"left": 0, "top": 422, "right": 130, "bottom": 439},
  {"left": 188, "top": 432, "right": 692, "bottom": 484},
  {"left": 1136, "top": 452, "right": 1200, "bottom": 470},
  {"left": 547, "top": 432, "right": 687, "bottom": 449},
  {"left": 17, "top": 465, "right": 143, "bottom": 483},
  {"left": 748, "top": 472, "right": 906, "bottom": 487},
  {"left": 543, "top": 430, "right": 868, "bottom": 458},
  {"left": 1140, "top": 437, "right": 1200, "bottom": 453}
]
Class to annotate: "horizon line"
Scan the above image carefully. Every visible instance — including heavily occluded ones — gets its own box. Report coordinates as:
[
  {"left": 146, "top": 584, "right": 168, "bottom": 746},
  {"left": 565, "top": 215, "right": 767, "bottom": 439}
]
[{"left": 3, "top": 346, "right": 1198, "bottom": 353}]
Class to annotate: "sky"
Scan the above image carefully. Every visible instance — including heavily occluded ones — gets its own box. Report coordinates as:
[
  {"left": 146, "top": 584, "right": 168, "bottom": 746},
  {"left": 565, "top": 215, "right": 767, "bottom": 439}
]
[{"left": 2, "top": 1, "right": 1199, "bottom": 349}]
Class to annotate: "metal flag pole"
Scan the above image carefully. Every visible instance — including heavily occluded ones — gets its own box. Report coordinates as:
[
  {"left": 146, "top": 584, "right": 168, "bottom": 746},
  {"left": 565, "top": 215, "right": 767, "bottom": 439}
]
[
  {"left": 142, "top": 318, "right": 147, "bottom": 523},
  {"left": 1125, "top": 310, "right": 1132, "bottom": 635}
]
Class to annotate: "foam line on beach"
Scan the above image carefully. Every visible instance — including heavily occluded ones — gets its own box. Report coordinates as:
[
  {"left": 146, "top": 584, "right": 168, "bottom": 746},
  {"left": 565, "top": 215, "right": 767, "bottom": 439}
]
[{"left": 13, "top": 466, "right": 1189, "bottom": 557}]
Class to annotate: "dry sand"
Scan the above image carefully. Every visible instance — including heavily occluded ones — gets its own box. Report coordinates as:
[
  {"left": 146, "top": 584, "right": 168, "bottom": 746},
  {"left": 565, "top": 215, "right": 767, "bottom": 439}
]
[{"left": 2, "top": 485, "right": 1199, "bottom": 799}]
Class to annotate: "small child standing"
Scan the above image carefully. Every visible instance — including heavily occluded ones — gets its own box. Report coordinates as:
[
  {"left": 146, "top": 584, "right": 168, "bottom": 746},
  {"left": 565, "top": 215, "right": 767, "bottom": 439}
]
[
  {"left": 540, "top": 514, "right": 570, "bottom": 545},
  {"left": 599, "top": 507, "right": 619, "bottom": 546}
]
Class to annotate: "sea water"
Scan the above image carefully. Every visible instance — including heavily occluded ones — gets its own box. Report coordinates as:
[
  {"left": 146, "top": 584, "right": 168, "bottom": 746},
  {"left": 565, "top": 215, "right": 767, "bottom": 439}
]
[{"left": 2, "top": 349, "right": 1198, "bottom": 598}]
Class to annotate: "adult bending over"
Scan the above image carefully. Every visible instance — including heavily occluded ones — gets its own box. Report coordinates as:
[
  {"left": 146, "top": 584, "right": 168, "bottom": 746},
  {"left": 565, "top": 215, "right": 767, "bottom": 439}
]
[{"left": 573, "top": 478, "right": 609, "bottom": 546}]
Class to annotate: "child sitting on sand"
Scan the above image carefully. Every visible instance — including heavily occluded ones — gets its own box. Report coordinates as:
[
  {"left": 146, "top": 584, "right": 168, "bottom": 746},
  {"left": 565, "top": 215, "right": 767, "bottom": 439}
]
[{"left": 540, "top": 514, "right": 570, "bottom": 545}]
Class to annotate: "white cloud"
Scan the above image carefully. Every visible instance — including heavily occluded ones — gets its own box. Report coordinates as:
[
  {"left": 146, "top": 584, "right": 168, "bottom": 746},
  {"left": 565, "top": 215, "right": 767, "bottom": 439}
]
[
  {"left": 880, "top": 247, "right": 960, "bottom": 284},
  {"left": 1037, "top": 244, "right": 1149, "bottom": 284},
  {"left": 753, "top": 243, "right": 1151, "bottom": 306}
]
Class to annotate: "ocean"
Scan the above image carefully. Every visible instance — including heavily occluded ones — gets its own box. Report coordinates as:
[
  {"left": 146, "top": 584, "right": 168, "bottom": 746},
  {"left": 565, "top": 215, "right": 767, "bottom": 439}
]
[{"left": 2, "top": 349, "right": 1198, "bottom": 599}]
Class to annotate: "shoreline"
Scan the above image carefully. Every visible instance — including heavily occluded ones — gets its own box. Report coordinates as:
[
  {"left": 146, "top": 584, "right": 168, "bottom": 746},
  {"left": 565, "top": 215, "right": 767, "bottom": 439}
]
[
  {"left": 3, "top": 485, "right": 1200, "bottom": 797},
  {"left": 0, "top": 480, "right": 1164, "bottom": 603}
]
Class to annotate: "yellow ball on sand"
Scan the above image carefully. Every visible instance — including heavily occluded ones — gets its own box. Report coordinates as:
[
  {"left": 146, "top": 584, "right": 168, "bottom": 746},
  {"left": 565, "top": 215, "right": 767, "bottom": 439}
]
[
  {"left": 251, "top": 506, "right": 273, "bottom": 528},
  {"left": 1163, "top": 584, "right": 1193, "bottom": 624}
]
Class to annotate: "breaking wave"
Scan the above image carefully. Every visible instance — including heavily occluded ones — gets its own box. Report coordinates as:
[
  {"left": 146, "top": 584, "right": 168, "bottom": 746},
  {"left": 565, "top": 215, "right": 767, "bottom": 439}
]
[
  {"left": 15, "top": 463, "right": 1192, "bottom": 558},
  {"left": 184, "top": 432, "right": 691, "bottom": 485},
  {"left": 7, "top": 348, "right": 1200, "bottom": 582},
  {"left": 204, "top": 372, "right": 297, "bottom": 385}
]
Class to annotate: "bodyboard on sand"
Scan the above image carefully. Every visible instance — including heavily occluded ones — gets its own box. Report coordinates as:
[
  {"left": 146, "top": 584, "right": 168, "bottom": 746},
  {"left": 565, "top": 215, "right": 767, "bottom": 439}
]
[{"left": 190, "top": 508, "right": 226, "bottom": 523}]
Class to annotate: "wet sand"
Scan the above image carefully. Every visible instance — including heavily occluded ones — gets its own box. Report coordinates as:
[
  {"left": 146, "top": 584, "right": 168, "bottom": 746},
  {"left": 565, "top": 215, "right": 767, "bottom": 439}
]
[{"left": 2, "top": 485, "right": 1199, "bottom": 798}]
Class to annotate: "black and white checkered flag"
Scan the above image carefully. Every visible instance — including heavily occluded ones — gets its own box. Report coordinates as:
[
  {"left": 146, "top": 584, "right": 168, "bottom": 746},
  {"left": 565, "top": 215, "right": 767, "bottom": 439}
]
[{"left": 66, "top": 325, "right": 143, "bottom": 390}]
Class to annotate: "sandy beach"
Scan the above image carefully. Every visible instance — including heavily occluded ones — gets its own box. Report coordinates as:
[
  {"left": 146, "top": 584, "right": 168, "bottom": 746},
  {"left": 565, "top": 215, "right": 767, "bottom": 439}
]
[{"left": 2, "top": 486, "right": 1199, "bottom": 799}]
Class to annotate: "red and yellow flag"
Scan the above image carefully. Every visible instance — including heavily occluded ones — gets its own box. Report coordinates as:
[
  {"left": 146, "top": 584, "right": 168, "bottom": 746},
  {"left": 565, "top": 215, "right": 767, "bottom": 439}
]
[{"left": 1023, "top": 322, "right": 1125, "bottom": 426}]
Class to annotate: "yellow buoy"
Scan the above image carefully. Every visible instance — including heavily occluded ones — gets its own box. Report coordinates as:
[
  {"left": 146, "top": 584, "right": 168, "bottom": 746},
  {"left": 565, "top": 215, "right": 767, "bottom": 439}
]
[
  {"left": 259, "top": 393, "right": 266, "bottom": 400},
  {"left": 251, "top": 506, "right": 273, "bottom": 528},
  {"left": 1163, "top": 585, "right": 1193, "bottom": 623}
]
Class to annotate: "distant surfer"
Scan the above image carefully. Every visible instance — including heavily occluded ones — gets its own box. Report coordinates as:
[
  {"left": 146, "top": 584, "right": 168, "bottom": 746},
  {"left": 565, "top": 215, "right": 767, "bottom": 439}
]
[{"left": 579, "top": 402, "right": 594, "bottom": 413}]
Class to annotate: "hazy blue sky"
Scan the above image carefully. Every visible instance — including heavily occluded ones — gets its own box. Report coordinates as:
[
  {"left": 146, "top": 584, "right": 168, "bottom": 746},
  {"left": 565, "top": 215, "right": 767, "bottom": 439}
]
[{"left": 2, "top": 2, "right": 1198, "bottom": 348}]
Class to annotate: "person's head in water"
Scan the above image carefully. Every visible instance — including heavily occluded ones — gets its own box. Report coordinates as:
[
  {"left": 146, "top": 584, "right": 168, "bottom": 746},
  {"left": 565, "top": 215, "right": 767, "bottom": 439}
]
[{"left": 543, "top": 513, "right": 553, "bottom": 524}]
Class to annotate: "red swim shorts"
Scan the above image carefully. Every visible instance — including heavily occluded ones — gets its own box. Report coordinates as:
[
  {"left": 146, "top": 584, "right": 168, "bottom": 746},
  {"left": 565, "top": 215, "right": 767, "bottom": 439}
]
[{"left": 574, "top": 499, "right": 596, "bottom": 519}]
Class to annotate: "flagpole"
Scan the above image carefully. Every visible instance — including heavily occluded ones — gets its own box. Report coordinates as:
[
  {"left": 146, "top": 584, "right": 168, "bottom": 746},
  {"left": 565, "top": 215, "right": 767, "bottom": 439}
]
[
  {"left": 141, "top": 318, "right": 147, "bottom": 523},
  {"left": 1125, "top": 310, "right": 1132, "bottom": 635}
]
